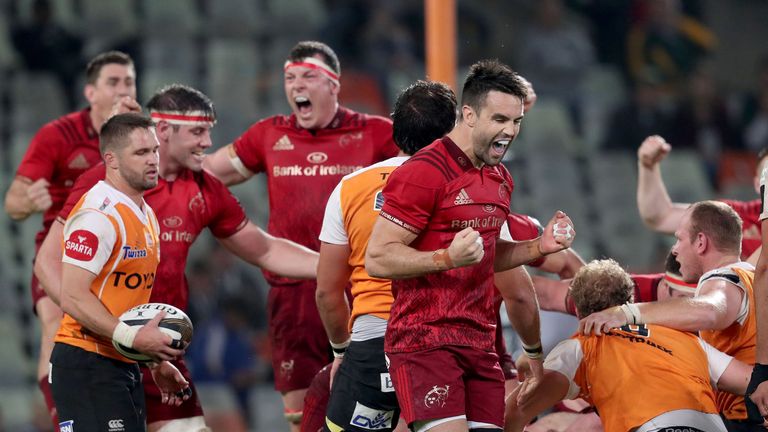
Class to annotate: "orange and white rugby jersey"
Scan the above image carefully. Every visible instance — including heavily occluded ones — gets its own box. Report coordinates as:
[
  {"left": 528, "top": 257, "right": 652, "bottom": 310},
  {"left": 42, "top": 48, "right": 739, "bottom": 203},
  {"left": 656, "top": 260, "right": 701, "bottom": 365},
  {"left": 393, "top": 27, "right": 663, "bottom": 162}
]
[
  {"left": 319, "top": 156, "right": 408, "bottom": 330},
  {"left": 55, "top": 181, "right": 160, "bottom": 362},
  {"left": 696, "top": 262, "right": 755, "bottom": 420},
  {"left": 545, "top": 325, "right": 729, "bottom": 432}
]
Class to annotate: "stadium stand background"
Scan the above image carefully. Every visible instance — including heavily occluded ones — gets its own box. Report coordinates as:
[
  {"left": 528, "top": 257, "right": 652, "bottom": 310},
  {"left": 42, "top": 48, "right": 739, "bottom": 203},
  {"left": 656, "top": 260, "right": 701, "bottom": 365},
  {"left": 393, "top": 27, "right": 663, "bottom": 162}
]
[{"left": 1, "top": 0, "right": 767, "bottom": 430}]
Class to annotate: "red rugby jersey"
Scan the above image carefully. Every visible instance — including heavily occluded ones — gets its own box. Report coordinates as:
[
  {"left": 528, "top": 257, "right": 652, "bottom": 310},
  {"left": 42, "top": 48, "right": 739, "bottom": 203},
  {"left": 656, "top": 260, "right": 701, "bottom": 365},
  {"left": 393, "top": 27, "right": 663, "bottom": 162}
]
[
  {"left": 232, "top": 107, "right": 397, "bottom": 287},
  {"left": 16, "top": 108, "right": 101, "bottom": 245},
  {"left": 380, "top": 137, "right": 514, "bottom": 353},
  {"left": 721, "top": 199, "right": 761, "bottom": 260},
  {"left": 60, "top": 164, "right": 247, "bottom": 310}
]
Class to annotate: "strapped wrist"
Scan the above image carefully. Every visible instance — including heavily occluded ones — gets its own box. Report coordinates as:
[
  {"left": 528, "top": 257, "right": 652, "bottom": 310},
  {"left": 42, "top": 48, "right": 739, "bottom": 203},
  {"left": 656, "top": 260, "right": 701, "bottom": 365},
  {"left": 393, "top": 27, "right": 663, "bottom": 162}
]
[
  {"left": 432, "top": 248, "right": 454, "bottom": 270},
  {"left": 112, "top": 322, "right": 139, "bottom": 348},
  {"left": 522, "top": 341, "right": 543, "bottom": 360},
  {"left": 330, "top": 338, "right": 351, "bottom": 358},
  {"left": 619, "top": 303, "right": 643, "bottom": 325}
]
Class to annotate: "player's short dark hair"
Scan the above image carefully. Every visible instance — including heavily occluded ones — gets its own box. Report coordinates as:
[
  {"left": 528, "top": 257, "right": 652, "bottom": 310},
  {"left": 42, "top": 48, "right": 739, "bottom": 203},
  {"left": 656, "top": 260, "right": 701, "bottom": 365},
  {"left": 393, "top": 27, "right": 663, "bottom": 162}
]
[
  {"left": 392, "top": 80, "right": 456, "bottom": 155},
  {"left": 288, "top": 41, "right": 340, "bottom": 75},
  {"left": 687, "top": 201, "right": 742, "bottom": 255},
  {"left": 571, "top": 259, "right": 634, "bottom": 317},
  {"left": 85, "top": 50, "right": 134, "bottom": 85},
  {"left": 664, "top": 250, "right": 682, "bottom": 275},
  {"left": 146, "top": 84, "right": 216, "bottom": 121},
  {"left": 460, "top": 59, "right": 527, "bottom": 116},
  {"left": 100, "top": 113, "right": 154, "bottom": 155}
]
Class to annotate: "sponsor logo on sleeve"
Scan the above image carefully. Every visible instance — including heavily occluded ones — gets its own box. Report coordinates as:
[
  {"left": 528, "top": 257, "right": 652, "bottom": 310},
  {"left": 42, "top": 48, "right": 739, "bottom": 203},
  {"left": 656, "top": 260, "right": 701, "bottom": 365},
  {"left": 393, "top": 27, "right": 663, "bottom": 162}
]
[
  {"left": 59, "top": 420, "right": 74, "bottom": 432},
  {"left": 65, "top": 230, "right": 98, "bottom": 261},
  {"left": 350, "top": 402, "right": 394, "bottom": 430}
]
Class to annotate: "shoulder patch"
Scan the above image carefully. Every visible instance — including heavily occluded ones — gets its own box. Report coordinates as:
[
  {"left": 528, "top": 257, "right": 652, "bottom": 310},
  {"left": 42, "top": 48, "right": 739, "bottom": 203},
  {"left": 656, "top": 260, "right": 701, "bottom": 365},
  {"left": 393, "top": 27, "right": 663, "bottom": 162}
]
[{"left": 65, "top": 229, "right": 98, "bottom": 261}]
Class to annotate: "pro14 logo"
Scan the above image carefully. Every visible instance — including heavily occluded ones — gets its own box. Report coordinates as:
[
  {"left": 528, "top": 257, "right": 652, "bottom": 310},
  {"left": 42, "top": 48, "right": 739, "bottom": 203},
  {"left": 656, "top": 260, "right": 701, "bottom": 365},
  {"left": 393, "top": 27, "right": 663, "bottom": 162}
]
[
  {"left": 59, "top": 420, "right": 74, "bottom": 432},
  {"left": 350, "top": 402, "right": 393, "bottom": 430}
]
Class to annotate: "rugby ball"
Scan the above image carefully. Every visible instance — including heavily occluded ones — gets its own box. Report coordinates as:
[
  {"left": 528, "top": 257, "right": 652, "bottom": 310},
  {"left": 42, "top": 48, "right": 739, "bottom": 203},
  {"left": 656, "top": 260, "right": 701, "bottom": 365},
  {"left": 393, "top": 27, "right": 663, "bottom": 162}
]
[{"left": 113, "top": 303, "right": 193, "bottom": 362}]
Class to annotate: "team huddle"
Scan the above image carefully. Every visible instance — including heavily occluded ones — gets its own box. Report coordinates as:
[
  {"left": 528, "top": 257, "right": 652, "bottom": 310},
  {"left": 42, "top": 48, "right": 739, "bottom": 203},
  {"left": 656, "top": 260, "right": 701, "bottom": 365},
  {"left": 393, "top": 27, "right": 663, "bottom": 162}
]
[{"left": 5, "top": 40, "right": 768, "bottom": 432}]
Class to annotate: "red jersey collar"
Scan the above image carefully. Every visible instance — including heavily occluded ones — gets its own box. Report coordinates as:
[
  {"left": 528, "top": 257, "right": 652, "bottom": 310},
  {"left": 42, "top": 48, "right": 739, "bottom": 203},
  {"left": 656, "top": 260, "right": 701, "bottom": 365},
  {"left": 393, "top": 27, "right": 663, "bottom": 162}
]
[
  {"left": 290, "top": 106, "right": 349, "bottom": 131},
  {"left": 440, "top": 136, "right": 474, "bottom": 172}
]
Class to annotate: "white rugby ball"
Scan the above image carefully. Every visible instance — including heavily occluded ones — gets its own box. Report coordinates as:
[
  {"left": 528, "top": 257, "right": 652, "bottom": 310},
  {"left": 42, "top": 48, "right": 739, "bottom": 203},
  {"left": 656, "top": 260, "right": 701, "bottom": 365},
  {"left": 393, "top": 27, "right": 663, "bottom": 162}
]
[{"left": 113, "top": 303, "right": 194, "bottom": 362}]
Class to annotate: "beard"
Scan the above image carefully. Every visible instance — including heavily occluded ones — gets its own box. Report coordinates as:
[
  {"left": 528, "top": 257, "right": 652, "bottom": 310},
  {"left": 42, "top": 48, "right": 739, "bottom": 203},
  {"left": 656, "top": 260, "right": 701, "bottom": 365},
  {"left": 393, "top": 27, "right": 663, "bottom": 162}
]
[{"left": 121, "top": 166, "right": 157, "bottom": 191}]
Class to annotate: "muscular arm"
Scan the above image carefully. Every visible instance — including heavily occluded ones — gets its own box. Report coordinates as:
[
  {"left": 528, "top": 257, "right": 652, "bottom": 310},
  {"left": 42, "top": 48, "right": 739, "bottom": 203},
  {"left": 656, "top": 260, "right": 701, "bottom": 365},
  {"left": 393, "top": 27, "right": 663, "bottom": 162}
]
[
  {"left": 203, "top": 144, "right": 250, "bottom": 186},
  {"left": 581, "top": 278, "right": 744, "bottom": 336},
  {"left": 636, "top": 136, "right": 688, "bottom": 233},
  {"left": 60, "top": 263, "right": 121, "bottom": 339},
  {"left": 218, "top": 222, "right": 318, "bottom": 279},
  {"left": 34, "top": 219, "right": 65, "bottom": 305},
  {"left": 636, "top": 279, "right": 743, "bottom": 331},
  {"left": 4, "top": 176, "right": 52, "bottom": 220},
  {"left": 531, "top": 276, "right": 571, "bottom": 314},
  {"left": 494, "top": 238, "right": 546, "bottom": 273},
  {"left": 717, "top": 358, "right": 752, "bottom": 395},
  {"left": 315, "top": 242, "right": 353, "bottom": 344},
  {"left": 365, "top": 218, "right": 441, "bottom": 279},
  {"left": 495, "top": 266, "right": 541, "bottom": 349},
  {"left": 755, "top": 222, "right": 768, "bottom": 363},
  {"left": 536, "top": 249, "right": 585, "bottom": 279}
]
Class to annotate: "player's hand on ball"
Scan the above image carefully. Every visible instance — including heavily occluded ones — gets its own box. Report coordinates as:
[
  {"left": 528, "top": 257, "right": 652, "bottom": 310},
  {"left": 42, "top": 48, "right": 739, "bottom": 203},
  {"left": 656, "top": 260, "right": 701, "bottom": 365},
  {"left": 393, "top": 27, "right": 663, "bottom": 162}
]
[
  {"left": 448, "top": 227, "right": 485, "bottom": 268},
  {"left": 638, "top": 135, "right": 671, "bottom": 169},
  {"left": 149, "top": 361, "right": 190, "bottom": 406},
  {"left": 133, "top": 312, "right": 186, "bottom": 361},
  {"left": 540, "top": 211, "right": 574, "bottom": 255}
]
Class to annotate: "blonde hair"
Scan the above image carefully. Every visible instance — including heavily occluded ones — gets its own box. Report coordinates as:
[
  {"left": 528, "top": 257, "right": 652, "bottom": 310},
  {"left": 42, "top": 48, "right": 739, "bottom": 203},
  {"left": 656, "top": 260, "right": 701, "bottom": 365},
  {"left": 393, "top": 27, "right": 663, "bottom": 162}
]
[{"left": 571, "top": 259, "right": 634, "bottom": 317}]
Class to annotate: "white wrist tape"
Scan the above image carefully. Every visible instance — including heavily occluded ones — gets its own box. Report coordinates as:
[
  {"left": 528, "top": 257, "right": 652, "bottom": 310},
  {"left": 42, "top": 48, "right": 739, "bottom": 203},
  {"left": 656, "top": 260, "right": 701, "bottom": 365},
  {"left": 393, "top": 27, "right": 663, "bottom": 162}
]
[
  {"left": 522, "top": 341, "right": 544, "bottom": 360},
  {"left": 112, "top": 322, "right": 140, "bottom": 348},
  {"left": 620, "top": 303, "right": 643, "bottom": 325},
  {"left": 330, "top": 338, "right": 351, "bottom": 359}
]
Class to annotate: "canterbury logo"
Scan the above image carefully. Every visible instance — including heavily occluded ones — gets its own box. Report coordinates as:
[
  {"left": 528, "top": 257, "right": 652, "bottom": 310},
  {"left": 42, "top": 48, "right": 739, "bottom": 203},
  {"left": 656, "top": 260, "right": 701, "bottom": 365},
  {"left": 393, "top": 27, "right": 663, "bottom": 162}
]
[
  {"left": 107, "top": 418, "right": 125, "bottom": 431},
  {"left": 273, "top": 135, "right": 294, "bottom": 151},
  {"left": 454, "top": 188, "right": 473, "bottom": 205}
]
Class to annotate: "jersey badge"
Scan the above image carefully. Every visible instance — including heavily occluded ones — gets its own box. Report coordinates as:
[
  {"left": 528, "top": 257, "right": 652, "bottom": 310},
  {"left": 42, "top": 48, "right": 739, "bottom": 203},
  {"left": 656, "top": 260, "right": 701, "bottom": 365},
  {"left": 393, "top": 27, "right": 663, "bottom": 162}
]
[
  {"left": 65, "top": 230, "right": 98, "bottom": 261},
  {"left": 272, "top": 135, "right": 294, "bottom": 151},
  {"left": 99, "top": 197, "right": 111, "bottom": 211},
  {"left": 189, "top": 192, "right": 206, "bottom": 214},
  {"left": 374, "top": 190, "right": 385, "bottom": 211}
]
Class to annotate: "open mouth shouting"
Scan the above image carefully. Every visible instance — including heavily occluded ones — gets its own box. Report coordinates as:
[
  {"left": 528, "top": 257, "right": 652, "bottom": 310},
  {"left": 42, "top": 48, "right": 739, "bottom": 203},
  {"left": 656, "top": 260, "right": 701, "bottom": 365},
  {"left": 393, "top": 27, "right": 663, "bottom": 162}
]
[
  {"left": 491, "top": 138, "right": 510, "bottom": 157},
  {"left": 294, "top": 96, "right": 312, "bottom": 117}
]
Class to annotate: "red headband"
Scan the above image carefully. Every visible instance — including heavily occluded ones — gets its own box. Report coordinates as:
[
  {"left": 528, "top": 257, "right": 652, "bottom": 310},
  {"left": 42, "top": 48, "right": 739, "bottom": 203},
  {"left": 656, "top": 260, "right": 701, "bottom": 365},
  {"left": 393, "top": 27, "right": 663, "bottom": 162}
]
[
  {"left": 150, "top": 110, "right": 215, "bottom": 126},
  {"left": 284, "top": 57, "right": 340, "bottom": 85}
]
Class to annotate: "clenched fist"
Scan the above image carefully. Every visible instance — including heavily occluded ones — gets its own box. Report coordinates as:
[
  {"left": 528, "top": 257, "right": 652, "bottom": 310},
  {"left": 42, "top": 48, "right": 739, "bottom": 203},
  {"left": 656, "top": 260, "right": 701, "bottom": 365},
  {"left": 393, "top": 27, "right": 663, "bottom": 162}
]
[{"left": 638, "top": 135, "right": 671, "bottom": 169}]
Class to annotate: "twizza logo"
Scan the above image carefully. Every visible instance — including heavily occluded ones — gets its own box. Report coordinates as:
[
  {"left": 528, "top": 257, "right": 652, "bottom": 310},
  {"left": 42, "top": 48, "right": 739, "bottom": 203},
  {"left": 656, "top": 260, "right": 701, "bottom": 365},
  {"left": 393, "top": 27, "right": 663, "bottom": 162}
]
[{"left": 65, "top": 229, "right": 98, "bottom": 261}]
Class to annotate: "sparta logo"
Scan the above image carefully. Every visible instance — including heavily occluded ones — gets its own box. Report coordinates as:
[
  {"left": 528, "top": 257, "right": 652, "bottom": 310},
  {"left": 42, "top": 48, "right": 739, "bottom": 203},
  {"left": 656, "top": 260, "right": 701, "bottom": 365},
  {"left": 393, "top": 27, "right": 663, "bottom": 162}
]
[{"left": 65, "top": 230, "right": 98, "bottom": 261}]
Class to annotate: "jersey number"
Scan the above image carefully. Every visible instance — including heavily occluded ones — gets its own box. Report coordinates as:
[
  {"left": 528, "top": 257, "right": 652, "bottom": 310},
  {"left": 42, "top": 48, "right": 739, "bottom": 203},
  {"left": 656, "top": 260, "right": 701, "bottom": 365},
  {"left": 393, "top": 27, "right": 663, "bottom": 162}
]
[{"left": 619, "top": 323, "right": 650, "bottom": 337}]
